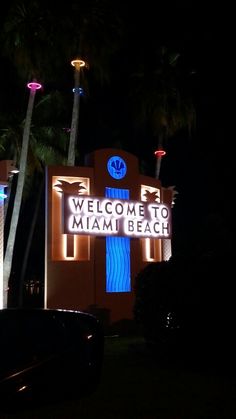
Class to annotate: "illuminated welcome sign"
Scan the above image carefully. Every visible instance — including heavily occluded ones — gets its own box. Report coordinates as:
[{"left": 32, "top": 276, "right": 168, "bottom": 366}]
[{"left": 63, "top": 195, "right": 171, "bottom": 238}]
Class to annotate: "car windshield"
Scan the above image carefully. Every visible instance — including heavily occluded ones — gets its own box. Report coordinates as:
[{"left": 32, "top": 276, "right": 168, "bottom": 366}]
[{"left": 0, "top": 310, "right": 67, "bottom": 374}]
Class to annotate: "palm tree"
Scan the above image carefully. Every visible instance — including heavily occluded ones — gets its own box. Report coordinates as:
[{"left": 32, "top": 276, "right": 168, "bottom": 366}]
[
  {"left": 0, "top": 92, "right": 67, "bottom": 306},
  {"left": 3, "top": 82, "right": 42, "bottom": 307},
  {"left": 1, "top": 88, "right": 69, "bottom": 306},
  {"left": 2, "top": 0, "right": 124, "bottom": 159},
  {"left": 17, "top": 117, "right": 69, "bottom": 305},
  {"left": 0, "top": 124, "right": 22, "bottom": 221},
  {"left": 129, "top": 46, "right": 196, "bottom": 180},
  {"left": 64, "top": 0, "right": 123, "bottom": 165},
  {"left": 1, "top": 1, "right": 51, "bottom": 83},
  {"left": 1, "top": 0, "right": 123, "bottom": 305},
  {"left": 57, "top": 2, "right": 124, "bottom": 254},
  {"left": 67, "top": 60, "right": 86, "bottom": 166}
]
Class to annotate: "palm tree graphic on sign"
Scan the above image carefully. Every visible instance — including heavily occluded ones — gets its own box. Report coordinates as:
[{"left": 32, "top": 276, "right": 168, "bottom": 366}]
[
  {"left": 53, "top": 180, "right": 88, "bottom": 258},
  {"left": 143, "top": 190, "right": 160, "bottom": 202},
  {"left": 54, "top": 180, "right": 87, "bottom": 195}
]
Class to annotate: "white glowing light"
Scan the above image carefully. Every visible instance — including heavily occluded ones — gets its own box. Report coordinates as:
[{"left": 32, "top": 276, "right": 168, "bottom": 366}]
[
  {"left": 17, "top": 385, "right": 27, "bottom": 392},
  {"left": 86, "top": 334, "right": 93, "bottom": 340},
  {"left": 71, "top": 59, "right": 86, "bottom": 68}
]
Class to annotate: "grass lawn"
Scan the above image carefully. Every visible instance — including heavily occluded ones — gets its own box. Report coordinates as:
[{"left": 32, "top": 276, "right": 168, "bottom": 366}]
[{"left": 3, "top": 335, "right": 236, "bottom": 419}]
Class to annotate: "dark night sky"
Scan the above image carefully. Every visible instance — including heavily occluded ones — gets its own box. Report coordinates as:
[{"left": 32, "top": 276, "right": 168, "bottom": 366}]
[
  {"left": 82, "top": 3, "right": 228, "bottom": 253},
  {"left": 1, "top": 1, "right": 232, "bottom": 261}
]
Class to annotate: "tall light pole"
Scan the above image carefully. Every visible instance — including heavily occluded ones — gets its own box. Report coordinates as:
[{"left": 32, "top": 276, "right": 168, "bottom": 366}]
[
  {"left": 67, "top": 59, "right": 86, "bottom": 166},
  {"left": 3, "top": 82, "right": 42, "bottom": 308}
]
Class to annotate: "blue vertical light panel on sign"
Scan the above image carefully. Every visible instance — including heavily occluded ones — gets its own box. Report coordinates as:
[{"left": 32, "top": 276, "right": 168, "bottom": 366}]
[{"left": 105, "top": 188, "right": 131, "bottom": 292}]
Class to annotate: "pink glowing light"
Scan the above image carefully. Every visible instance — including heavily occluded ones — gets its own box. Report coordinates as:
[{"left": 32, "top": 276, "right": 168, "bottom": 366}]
[
  {"left": 154, "top": 149, "right": 166, "bottom": 158},
  {"left": 27, "top": 82, "right": 42, "bottom": 90}
]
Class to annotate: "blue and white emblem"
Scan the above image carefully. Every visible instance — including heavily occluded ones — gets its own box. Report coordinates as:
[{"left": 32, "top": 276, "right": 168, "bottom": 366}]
[{"left": 107, "top": 156, "right": 127, "bottom": 180}]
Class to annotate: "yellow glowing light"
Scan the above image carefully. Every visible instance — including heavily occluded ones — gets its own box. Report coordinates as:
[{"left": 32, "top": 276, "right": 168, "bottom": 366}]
[
  {"left": 144, "top": 238, "right": 155, "bottom": 261},
  {"left": 62, "top": 234, "right": 77, "bottom": 260},
  {"left": 71, "top": 59, "right": 86, "bottom": 69},
  {"left": 51, "top": 176, "right": 90, "bottom": 262}
]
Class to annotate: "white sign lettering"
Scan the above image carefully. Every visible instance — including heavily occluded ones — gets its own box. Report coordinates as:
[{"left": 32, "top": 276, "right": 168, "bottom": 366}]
[{"left": 63, "top": 196, "right": 171, "bottom": 238}]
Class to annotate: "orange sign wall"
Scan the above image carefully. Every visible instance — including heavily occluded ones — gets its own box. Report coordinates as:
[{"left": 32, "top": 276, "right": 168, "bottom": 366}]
[{"left": 45, "top": 149, "right": 173, "bottom": 326}]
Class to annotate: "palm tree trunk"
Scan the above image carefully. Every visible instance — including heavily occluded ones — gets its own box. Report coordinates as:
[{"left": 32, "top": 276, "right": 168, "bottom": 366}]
[
  {"left": 3, "top": 86, "right": 38, "bottom": 308},
  {"left": 155, "top": 133, "right": 164, "bottom": 180},
  {"left": 0, "top": 186, "right": 5, "bottom": 308},
  {"left": 67, "top": 62, "right": 83, "bottom": 256},
  {"left": 4, "top": 176, "right": 13, "bottom": 222},
  {"left": 67, "top": 66, "right": 81, "bottom": 166},
  {"left": 18, "top": 179, "right": 43, "bottom": 307},
  {"left": 4, "top": 152, "right": 18, "bottom": 222},
  {"left": 155, "top": 157, "right": 162, "bottom": 179}
]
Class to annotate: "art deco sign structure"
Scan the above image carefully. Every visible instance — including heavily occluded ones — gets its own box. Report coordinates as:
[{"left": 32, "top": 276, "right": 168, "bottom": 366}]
[{"left": 45, "top": 149, "right": 173, "bottom": 324}]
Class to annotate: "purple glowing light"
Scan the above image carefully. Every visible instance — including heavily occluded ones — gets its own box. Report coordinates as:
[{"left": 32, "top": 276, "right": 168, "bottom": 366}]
[{"left": 27, "top": 82, "right": 42, "bottom": 90}]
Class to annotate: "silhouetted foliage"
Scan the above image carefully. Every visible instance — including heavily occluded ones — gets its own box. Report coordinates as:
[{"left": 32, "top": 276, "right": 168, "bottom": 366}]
[{"left": 134, "top": 213, "right": 235, "bottom": 345}]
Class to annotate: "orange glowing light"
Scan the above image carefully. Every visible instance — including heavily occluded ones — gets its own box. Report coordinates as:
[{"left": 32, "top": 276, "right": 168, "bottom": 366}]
[{"left": 71, "top": 59, "right": 86, "bottom": 68}]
